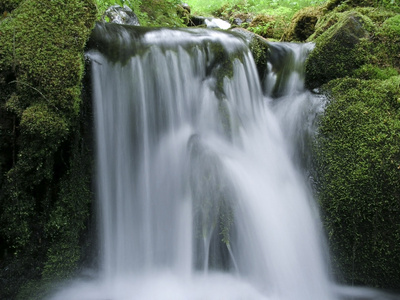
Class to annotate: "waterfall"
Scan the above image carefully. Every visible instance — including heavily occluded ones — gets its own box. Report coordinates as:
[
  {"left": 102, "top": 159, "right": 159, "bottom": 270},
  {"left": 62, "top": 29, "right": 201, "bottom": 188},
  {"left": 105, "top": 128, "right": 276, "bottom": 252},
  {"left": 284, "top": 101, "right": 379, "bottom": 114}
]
[{"left": 50, "top": 23, "right": 392, "bottom": 300}]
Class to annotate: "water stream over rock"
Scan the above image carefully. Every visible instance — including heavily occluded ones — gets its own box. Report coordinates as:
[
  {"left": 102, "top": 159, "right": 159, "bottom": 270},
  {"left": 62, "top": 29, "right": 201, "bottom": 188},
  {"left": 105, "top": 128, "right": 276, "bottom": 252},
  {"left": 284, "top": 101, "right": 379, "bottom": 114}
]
[{"left": 49, "top": 24, "right": 396, "bottom": 300}]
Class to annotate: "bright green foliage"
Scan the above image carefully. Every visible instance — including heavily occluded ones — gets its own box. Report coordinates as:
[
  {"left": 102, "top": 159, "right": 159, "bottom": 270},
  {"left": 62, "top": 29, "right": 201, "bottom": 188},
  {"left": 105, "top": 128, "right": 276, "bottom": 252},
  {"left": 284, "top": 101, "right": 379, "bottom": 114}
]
[
  {"left": 314, "top": 76, "right": 400, "bottom": 287},
  {"left": 0, "top": 0, "right": 97, "bottom": 298},
  {"left": 186, "top": 0, "right": 328, "bottom": 20}
]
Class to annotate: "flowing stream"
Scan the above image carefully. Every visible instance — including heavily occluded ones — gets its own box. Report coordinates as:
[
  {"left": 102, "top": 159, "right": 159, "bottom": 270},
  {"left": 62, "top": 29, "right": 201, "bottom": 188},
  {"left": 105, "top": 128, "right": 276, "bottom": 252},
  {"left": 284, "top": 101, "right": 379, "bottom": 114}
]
[{"left": 49, "top": 24, "right": 394, "bottom": 300}]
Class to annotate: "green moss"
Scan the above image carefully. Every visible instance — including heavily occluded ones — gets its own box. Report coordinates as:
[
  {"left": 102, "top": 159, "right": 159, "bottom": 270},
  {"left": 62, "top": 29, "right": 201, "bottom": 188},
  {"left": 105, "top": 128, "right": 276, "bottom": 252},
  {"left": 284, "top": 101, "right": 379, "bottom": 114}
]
[
  {"left": 325, "top": 0, "right": 400, "bottom": 12},
  {"left": 314, "top": 76, "right": 400, "bottom": 288},
  {"left": 0, "top": 0, "right": 23, "bottom": 13},
  {"left": 137, "top": 0, "right": 186, "bottom": 27},
  {"left": 303, "top": 1, "right": 400, "bottom": 89},
  {"left": 353, "top": 64, "right": 399, "bottom": 80},
  {"left": 0, "top": 0, "right": 97, "bottom": 298},
  {"left": 305, "top": 10, "right": 375, "bottom": 89},
  {"left": 373, "top": 15, "right": 400, "bottom": 70},
  {"left": 353, "top": 7, "right": 396, "bottom": 24},
  {"left": 41, "top": 130, "right": 93, "bottom": 283},
  {"left": 282, "top": 6, "right": 323, "bottom": 42}
]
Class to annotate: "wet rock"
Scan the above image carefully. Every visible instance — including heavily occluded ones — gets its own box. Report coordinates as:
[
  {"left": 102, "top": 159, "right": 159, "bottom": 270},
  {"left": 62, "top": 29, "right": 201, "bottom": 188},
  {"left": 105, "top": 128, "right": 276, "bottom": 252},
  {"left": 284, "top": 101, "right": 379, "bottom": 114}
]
[
  {"left": 105, "top": 5, "right": 140, "bottom": 26},
  {"left": 190, "top": 15, "right": 206, "bottom": 26},
  {"left": 189, "top": 16, "right": 231, "bottom": 30},
  {"left": 230, "top": 28, "right": 270, "bottom": 81},
  {"left": 205, "top": 18, "right": 231, "bottom": 30}
]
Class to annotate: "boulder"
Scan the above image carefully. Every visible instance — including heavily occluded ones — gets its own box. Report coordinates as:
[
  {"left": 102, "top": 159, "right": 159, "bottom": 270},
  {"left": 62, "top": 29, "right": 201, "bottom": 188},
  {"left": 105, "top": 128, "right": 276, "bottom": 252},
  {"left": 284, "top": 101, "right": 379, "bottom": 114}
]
[
  {"left": 282, "top": 7, "right": 323, "bottom": 41},
  {"left": 305, "top": 11, "right": 374, "bottom": 89},
  {"left": 105, "top": 5, "right": 140, "bottom": 26}
]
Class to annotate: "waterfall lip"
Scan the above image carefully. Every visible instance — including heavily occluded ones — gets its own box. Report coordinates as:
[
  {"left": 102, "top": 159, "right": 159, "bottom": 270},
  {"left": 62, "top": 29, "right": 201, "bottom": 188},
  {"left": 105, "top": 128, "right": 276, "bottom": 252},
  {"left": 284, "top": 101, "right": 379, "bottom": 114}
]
[{"left": 86, "top": 22, "right": 249, "bottom": 63}]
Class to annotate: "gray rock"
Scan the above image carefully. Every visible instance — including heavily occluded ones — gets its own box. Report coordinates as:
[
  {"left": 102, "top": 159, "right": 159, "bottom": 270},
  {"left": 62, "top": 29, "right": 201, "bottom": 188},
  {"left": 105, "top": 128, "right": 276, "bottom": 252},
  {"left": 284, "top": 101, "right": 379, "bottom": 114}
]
[{"left": 105, "top": 5, "right": 140, "bottom": 26}]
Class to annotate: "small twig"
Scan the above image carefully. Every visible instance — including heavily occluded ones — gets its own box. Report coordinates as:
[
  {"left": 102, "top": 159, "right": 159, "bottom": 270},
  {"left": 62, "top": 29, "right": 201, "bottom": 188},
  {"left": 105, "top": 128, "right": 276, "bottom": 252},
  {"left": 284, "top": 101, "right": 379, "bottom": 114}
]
[{"left": 8, "top": 80, "right": 58, "bottom": 111}]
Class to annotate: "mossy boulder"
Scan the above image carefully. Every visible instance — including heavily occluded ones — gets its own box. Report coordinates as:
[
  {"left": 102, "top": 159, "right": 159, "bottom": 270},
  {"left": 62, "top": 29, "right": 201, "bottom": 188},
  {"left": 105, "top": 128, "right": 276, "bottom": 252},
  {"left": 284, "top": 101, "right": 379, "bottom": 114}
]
[
  {"left": 0, "top": 0, "right": 97, "bottom": 298},
  {"left": 313, "top": 76, "right": 400, "bottom": 288},
  {"left": 305, "top": 4, "right": 399, "bottom": 90},
  {"left": 305, "top": 11, "right": 374, "bottom": 89},
  {"left": 282, "top": 6, "right": 323, "bottom": 42},
  {"left": 296, "top": 0, "right": 400, "bottom": 288}
]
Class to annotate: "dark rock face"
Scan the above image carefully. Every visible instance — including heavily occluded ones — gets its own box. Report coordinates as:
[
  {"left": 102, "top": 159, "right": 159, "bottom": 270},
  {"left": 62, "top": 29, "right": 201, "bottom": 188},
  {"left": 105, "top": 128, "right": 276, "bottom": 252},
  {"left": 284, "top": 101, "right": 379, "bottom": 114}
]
[
  {"left": 189, "top": 15, "right": 207, "bottom": 26},
  {"left": 105, "top": 5, "right": 140, "bottom": 26}
]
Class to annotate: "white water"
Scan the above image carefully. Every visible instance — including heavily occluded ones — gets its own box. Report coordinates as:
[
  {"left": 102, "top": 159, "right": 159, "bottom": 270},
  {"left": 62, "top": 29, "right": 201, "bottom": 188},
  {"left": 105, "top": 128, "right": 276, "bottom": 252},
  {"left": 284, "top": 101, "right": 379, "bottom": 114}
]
[{"left": 49, "top": 26, "right": 394, "bottom": 300}]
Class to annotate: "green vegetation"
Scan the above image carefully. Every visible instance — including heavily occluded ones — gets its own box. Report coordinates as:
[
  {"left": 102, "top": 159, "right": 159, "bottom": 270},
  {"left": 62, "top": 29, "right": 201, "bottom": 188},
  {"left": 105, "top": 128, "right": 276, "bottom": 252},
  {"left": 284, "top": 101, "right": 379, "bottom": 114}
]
[
  {"left": 186, "top": 0, "right": 327, "bottom": 19},
  {"left": 1, "top": 0, "right": 400, "bottom": 296},
  {"left": 314, "top": 77, "right": 400, "bottom": 287},
  {"left": 0, "top": 0, "right": 97, "bottom": 298},
  {"left": 183, "top": 0, "right": 328, "bottom": 40},
  {"left": 301, "top": 0, "right": 400, "bottom": 288}
]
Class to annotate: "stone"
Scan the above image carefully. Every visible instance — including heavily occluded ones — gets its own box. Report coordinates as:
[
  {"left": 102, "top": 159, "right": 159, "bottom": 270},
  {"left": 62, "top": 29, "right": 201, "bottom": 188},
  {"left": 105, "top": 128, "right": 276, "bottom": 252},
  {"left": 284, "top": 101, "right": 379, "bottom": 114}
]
[{"left": 105, "top": 5, "right": 140, "bottom": 26}]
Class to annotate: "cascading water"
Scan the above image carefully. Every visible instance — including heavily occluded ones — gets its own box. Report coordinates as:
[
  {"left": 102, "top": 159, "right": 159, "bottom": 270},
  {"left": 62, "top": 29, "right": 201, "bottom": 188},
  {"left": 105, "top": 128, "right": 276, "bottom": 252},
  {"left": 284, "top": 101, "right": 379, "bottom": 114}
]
[{"left": 49, "top": 24, "right": 395, "bottom": 300}]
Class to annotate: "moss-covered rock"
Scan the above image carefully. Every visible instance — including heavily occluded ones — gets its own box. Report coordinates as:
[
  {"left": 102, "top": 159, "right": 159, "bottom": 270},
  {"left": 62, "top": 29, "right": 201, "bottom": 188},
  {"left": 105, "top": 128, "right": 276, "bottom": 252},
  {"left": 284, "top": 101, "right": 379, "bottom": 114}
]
[
  {"left": 305, "top": 10, "right": 374, "bottom": 89},
  {"left": 313, "top": 76, "right": 400, "bottom": 288},
  {"left": 289, "top": 0, "right": 400, "bottom": 288},
  {"left": 304, "top": 3, "right": 399, "bottom": 89},
  {"left": 0, "top": 0, "right": 97, "bottom": 298},
  {"left": 282, "top": 6, "right": 323, "bottom": 42}
]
